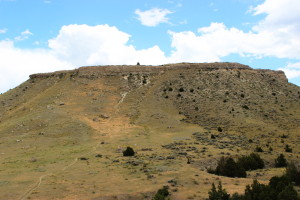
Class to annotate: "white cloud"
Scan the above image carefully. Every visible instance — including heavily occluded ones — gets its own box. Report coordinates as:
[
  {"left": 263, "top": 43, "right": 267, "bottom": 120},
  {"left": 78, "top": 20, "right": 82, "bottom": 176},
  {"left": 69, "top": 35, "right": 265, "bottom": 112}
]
[
  {"left": 135, "top": 8, "right": 173, "bottom": 27},
  {"left": 0, "top": 39, "right": 72, "bottom": 93},
  {"left": 168, "top": 22, "right": 270, "bottom": 62},
  {"left": 0, "top": 24, "right": 168, "bottom": 93},
  {"left": 14, "top": 29, "right": 33, "bottom": 41},
  {"left": 285, "top": 62, "right": 300, "bottom": 69},
  {"left": 253, "top": 0, "right": 300, "bottom": 30},
  {"left": 48, "top": 24, "right": 167, "bottom": 66},
  {"left": 0, "top": 28, "right": 7, "bottom": 34},
  {"left": 278, "top": 63, "right": 300, "bottom": 79},
  {"left": 167, "top": 0, "right": 300, "bottom": 63}
]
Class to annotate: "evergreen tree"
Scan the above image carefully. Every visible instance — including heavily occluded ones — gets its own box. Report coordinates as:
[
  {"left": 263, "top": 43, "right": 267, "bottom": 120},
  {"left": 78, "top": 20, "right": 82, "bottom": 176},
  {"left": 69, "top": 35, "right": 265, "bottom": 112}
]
[
  {"left": 237, "top": 153, "right": 264, "bottom": 171},
  {"left": 210, "top": 157, "right": 246, "bottom": 178},
  {"left": 278, "top": 185, "right": 299, "bottom": 200},
  {"left": 275, "top": 154, "right": 287, "bottom": 167},
  {"left": 244, "top": 180, "right": 272, "bottom": 200},
  {"left": 208, "top": 182, "right": 230, "bottom": 200},
  {"left": 153, "top": 186, "right": 169, "bottom": 200},
  {"left": 286, "top": 162, "right": 300, "bottom": 185}
]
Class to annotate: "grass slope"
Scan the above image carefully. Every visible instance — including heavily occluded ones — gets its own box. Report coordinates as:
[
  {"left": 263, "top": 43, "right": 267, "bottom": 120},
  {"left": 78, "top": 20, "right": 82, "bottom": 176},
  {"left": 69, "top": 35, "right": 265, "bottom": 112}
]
[{"left": 0, "top": 63, "right": 299, "bottom": 199}]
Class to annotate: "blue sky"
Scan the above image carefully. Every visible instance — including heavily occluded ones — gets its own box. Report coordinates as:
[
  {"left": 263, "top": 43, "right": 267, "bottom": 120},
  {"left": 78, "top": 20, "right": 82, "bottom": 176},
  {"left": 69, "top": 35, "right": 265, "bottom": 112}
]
[{"left": 0, "top": 0, "right": 300, "bottom": 93}]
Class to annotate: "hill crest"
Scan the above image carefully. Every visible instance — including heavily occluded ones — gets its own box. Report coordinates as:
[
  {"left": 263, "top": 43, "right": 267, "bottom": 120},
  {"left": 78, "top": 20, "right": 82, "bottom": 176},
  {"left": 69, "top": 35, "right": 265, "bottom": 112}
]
[{"left": 29, "top": 62, "right": 287, "bottom": 82}]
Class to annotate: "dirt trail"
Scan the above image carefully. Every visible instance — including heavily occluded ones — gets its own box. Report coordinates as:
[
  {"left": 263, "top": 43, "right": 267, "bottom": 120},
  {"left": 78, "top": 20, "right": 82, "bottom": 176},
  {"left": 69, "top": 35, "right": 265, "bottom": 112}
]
[
  {"left": 19, "top": 86, "right": 132, "bottom": 200},
  {"left": 19, "top": 142, "right": 103, "bottom": 200}
]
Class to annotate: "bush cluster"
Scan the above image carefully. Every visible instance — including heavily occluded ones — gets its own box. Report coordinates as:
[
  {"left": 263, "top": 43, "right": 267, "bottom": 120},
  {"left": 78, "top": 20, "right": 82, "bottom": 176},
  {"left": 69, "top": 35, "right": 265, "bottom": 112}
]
[
  {"left": 237, "top": 153, "right": 265, "bottom": 171},
  {"left": 274, "top": 154, "right": 287, "bottom": 168},
  {"left": 208, "top": 182, "right": 230, "bottom": 200},
  {"left": 208, "top": 163, "right": 300, "bottom": 200},
  {"left": 208, "top": 153, "right": 264, "bottom": 178},
  {"left": 208, "top": 157, "right": 246, "bottom": 178},
  {"left": 153, "top": 186, "right": 169, "bottom": 200},
  {"left": 209, "top": 178, "right": 299, "bottom": 200},
  {"left": 242, "top": 178, "right": 299, "bottom": 200},
  {"left": 286, "top": 162, "right": 300, "bottom": 186}
]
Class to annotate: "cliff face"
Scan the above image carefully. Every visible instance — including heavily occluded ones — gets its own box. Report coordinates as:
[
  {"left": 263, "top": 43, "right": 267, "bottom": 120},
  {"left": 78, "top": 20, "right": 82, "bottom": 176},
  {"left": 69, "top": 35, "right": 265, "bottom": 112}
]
[{"left": 0, "top": 63, "right": 299, "bottom": 200}]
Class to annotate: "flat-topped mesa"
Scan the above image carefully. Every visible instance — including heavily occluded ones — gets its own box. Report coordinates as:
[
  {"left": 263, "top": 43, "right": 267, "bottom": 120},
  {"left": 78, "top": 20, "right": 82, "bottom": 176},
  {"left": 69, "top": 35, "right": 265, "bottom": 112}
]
[
  {"left": 29, "top": 62, "right": 250, "bottom": 79},
  {"left": 29, "top": 62, "right": 287, "bottom": 82}
]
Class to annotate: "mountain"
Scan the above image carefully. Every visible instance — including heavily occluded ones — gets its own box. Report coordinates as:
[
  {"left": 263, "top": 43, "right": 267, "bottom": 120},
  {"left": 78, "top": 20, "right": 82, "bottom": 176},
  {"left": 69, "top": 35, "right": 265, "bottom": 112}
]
[{"left": 0, "top": 63, "right": 299, "bottom": 200}]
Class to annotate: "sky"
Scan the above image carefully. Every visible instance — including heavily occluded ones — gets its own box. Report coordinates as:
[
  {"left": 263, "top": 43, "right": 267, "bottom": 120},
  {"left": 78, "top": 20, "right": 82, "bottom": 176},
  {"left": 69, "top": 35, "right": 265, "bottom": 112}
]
[{"left": 0, "top": 0, "right": 300, "bottom": 93}]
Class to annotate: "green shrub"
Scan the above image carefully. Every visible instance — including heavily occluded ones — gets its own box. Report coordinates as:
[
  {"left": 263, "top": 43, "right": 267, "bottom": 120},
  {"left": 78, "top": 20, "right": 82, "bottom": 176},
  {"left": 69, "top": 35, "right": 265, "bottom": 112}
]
[
  {"left": 209, "top": 167, "right": 300, "bottom": 200},
  {"left": 255, "top": 146, "right": 263, "bottom": 152},
  {"left": 275, "top": 154, "right": 287, "bottom": 168},
  {"left": 153, "top": 186, "right": 169, "bottom": 200},
  {"left": 230, "top": 193, "right": 243, "bottom": 200},
  {"left": 286, "top": 162, "right": 300, "bottom": 186},
  {"left": 285, "top": 144, "right": 292, "bottom": 153},
  {"left": 242, "top": 105, "right": 249, "bottom": 110},
  {"left": 178, "top": 87, "right": 185, "bottom": 92},
  {"left": 237, "top": 153, "right": 264, "bottom": 171},
  {"left": 224, "top": 175, "right": 300, "bottom": 200},
  {"left": 244, "top": 179, "right": 273, "bottom": 200},
  {"left": 209, "top": 154, "right": 265, "bottom": 178},
  {"left": 123, "top": 147, "right": 135, "bottom": 156},
  {"left": 278, "top": 185, "right": 299, "bottom": 200},
  {"left": 209, "top": 157, "right": 246, "bottom": 178},
  {"left": 208, "top": 182, "right": 230, "bottom": 200},
  {"left": 269, "top": 175, "right": 289, "bottom": 187}
]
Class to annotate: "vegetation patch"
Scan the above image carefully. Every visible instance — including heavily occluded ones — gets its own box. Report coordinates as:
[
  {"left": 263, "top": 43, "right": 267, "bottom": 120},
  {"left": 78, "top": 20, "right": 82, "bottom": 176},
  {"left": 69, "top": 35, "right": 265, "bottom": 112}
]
[
  {"left": 208, "top": 153, "right": 264, "bottom": 178},
  {"left": 153, "top": 186, "right": 170, "bottom": 200},
  {"left": 123, "top": 147, "right": 135, "bottom": 156}
]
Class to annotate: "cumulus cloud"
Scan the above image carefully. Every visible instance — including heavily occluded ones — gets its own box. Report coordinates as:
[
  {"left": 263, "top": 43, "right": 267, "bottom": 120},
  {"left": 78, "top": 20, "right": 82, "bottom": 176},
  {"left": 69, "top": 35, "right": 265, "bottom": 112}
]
[
  {"left": 48, "top": 24, "right": 167, "bottom": 66},
  {"left": 135, "top": 8, "right": 173, "bottom": 27},
  {"left": 0, "top": 24, "right": 168, "bottom": 93},
  {"left": 253, "top": 0, "right": 300, "bottom": 32},
  {"left": 14, "top": 29, "right": 33, "bottom": 41},
  {"left": 0, "top": 39, "right": 72, "bottom": 93},
  {"left": 168, "top": 0, "right": 300, "bottom": 63},
  {"left": 168, "top": 23, "right": 267, "bottom": 62}
]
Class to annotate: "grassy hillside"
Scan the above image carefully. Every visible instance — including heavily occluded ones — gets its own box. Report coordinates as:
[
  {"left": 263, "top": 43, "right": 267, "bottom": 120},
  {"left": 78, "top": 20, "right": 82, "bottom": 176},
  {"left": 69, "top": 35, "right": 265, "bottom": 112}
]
[{"left": 0, "top": 63, "right": 299, "bottom": 199}]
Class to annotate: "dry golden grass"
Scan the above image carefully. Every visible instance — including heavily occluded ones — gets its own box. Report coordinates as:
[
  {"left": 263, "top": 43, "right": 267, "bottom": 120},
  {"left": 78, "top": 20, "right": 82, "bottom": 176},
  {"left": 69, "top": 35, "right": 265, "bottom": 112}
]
[{"left": 0, "top": 63, "right": 299, "bottom": 199}]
